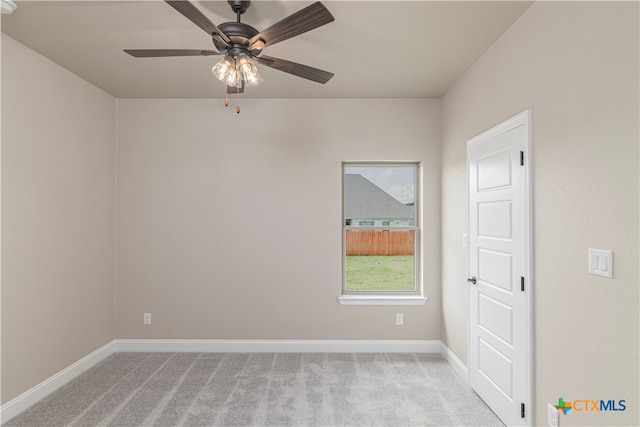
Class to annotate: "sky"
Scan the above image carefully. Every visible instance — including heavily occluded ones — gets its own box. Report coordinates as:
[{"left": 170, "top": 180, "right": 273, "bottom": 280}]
[{"left": 345, "top": 165, "right": 416, "bottom": 204}]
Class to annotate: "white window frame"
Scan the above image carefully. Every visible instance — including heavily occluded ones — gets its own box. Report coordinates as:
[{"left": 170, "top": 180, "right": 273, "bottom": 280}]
[{"left": 338, "top": 162, "right": 427, "bottom": 306}]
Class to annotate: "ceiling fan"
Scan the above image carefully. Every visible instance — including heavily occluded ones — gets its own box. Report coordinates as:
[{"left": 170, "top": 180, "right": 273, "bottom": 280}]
[{"left": 125, "top": 0, "right": 335, "bottom": 98}]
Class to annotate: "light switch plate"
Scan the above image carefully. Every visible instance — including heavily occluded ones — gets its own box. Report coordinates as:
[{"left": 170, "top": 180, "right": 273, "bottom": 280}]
[{"left": 588, "top": 248, "right": 613, "bottom": 278}]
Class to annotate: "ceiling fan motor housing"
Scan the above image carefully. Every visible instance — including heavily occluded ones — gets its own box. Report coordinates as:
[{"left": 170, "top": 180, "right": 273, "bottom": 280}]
[{"left": 214, "top": 22, "right": 262, "bottom": 56}]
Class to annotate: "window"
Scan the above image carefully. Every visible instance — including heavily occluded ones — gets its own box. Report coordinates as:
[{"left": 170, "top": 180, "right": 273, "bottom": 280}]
[{"left": 342, "top": 163, "right": 421, "bottom": 296}]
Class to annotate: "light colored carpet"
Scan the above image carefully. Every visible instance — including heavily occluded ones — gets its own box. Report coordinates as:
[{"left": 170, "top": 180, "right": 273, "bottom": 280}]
[{"left": 4, "top": 352, "right": 503, "bottom": 427}]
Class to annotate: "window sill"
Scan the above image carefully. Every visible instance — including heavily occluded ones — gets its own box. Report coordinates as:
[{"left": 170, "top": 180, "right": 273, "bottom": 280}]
[{"left": 338, "top": 295, "right": 428, "bottom": 306}]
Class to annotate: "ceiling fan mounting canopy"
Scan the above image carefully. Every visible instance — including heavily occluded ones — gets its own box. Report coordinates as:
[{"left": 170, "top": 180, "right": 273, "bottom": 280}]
[{"left": 228, "top": 0, "right": 251, "bottom": 15}]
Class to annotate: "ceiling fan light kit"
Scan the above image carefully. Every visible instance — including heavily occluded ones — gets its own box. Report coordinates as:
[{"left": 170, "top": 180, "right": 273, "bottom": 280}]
[
  {"left": 236, "top": 55, "right": 263, "bottom": 87},
  {"left": 125, "top": 0, "right": 335, "bottom": 113},
  {"left": 212, "top": 56, "right": 240, "bottom": 87}
]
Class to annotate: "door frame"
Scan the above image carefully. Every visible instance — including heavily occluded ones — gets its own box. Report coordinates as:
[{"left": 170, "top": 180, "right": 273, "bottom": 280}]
[{"left": 466, "top": 109, "right": 533, "bottom": 425}]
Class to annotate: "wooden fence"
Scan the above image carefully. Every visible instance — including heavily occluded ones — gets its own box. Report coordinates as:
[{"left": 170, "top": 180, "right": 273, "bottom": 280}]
[{"left": 345, "top": 230, "right": 415, "bottom": 255}]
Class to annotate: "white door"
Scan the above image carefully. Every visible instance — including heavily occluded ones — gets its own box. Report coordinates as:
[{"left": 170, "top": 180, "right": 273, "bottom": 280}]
[{"left": 468, "top": 111, "right": 531, "bottom": 426}]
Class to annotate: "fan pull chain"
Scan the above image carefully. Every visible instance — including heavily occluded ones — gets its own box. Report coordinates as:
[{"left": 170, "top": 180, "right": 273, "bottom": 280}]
[{"left": 221, "top": 87, "right": 240, "bottom": 113}]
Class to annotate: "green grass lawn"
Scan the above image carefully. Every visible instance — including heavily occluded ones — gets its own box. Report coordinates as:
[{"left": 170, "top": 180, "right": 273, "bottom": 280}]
[{"left": 345, "top": 255, "right": 415, "bottom": 291}]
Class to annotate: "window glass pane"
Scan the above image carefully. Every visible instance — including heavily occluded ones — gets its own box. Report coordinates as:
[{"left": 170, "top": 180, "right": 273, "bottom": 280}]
[
  {"left": 344, "top": 165, "right": 416, "bottom": 226},
  {"left": 343, "top": 163, "right": 418, "bottom": 293},
  {"left": 345, "top": 229, "right": 415, "bottom": 291}
]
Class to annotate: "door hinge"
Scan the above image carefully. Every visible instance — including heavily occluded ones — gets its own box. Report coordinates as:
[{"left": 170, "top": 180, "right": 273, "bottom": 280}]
[
  {"left": 521, "top": 403, "right": 525, "bottom": 418},
  {"left": 521, "top": 276, "right": 525, "bottom": 292},
  {"left": 520, "top": 151, "right": 524, "bottom": 166}
]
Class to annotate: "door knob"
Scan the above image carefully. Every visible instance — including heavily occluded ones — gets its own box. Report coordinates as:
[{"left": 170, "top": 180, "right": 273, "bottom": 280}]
[{"left": 467, "top": 276, "right": 477, "bottom": 285}]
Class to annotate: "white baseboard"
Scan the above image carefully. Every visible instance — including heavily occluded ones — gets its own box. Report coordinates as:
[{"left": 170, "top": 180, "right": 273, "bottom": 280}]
[
  {"left": 115, "top": 339, "right": 442, "bottom": 354},
  {"left": 0, "top": 341, "right": 116, "bottom": 424},
  {"left": 1, "top": 339, "right": 465, "bottom": 423},
  {"left": 440, "top": 341, "right": 468, "bottom": 384}
]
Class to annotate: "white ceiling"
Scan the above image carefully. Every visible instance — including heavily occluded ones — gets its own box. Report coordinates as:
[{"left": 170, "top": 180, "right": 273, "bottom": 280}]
[{"left": 1, "top": 1, "right": 532, "bottom": 99}]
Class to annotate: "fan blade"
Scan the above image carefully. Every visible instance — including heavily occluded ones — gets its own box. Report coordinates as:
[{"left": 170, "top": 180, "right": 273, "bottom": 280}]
[
  {"left": 124, "top": 49, "right": 222, "bottom": 58},
  {"left": 247, "top": 2, "right": 334, "bottom": 50},
  {"left": 165, "top": 1, "right": 231, "bottom": 46},
  {"left": 255, "top": 55, "right": 333, "bottom": 84}
]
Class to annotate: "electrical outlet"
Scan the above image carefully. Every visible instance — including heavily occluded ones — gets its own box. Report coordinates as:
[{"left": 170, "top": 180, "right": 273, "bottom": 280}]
[
  {"left": 144, "top": 313, "right": 151, "bottom": 325},
  {"left": 548, "top": 404, "right": 559, "bottom": 427},
  {"left": 395, "top": 313, "right": 404, "bottom": 326}
]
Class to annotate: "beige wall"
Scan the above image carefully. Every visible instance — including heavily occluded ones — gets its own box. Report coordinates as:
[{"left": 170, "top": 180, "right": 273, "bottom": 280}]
[
  {"left": 440, "top": 2, "right": 639, "bottom": 425},
  {"left": 116, "top": 98, "right": 441, "bottom": 340},
  {"left": 1, "top": 35, "right": 116, "bottom": 403},
  {"left": 4, "top": 3, "right": 639, "bottom": 424}
]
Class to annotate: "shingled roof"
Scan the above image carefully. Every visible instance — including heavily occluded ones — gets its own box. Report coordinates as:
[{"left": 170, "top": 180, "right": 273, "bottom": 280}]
[{"left": 344, "top": 174, "right": 414, "bottom": 221}]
